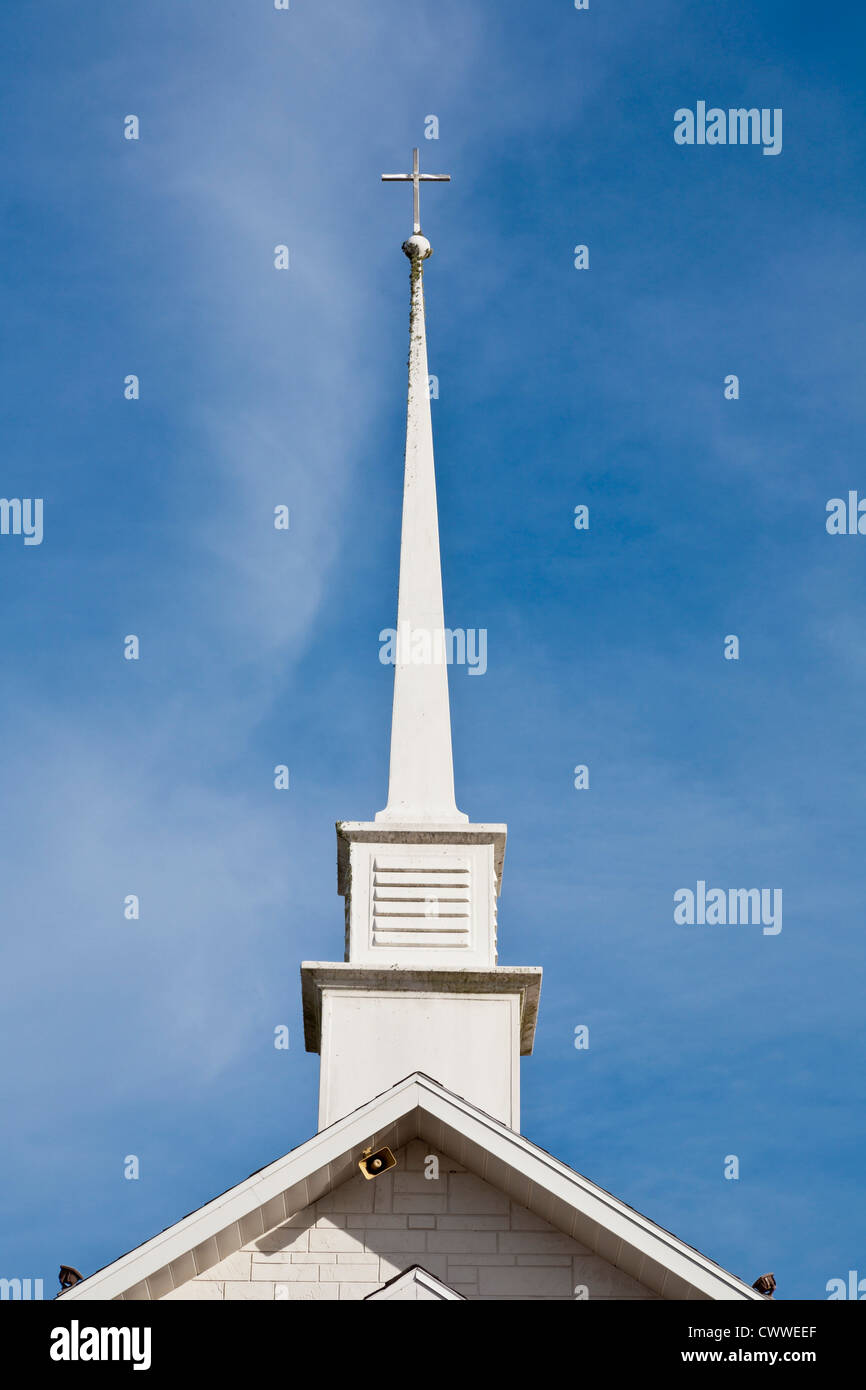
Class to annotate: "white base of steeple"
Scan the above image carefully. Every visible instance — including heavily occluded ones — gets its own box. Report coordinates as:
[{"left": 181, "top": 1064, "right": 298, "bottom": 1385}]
[
  {"left": 301, "top": 822, "right": 540, "bottom": 1131},
  {"left": 301, "top": 962, "right": 541, "bottom": 1129}
]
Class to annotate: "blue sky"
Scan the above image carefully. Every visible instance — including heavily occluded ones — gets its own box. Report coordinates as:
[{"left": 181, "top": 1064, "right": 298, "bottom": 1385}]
[{"left": 1, "top": 0, "right": 864, "bottom": 1302}]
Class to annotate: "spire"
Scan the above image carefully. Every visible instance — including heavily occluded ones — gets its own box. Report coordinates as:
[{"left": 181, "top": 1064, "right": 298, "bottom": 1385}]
[
  {"left": 376, "top": 152, "right": 467, "bottom": 824},
  {"left": 300, "top": 154, "right": 538, "bottom": 1135}
]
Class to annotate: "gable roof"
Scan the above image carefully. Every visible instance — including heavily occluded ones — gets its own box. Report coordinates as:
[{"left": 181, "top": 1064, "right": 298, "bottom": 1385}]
[
  {"left": 364, "top": 1265, "right": 466, "bottom": 1301},
  {"left": 58, "top": 1072, "right": 763, "bottom": 1302}
]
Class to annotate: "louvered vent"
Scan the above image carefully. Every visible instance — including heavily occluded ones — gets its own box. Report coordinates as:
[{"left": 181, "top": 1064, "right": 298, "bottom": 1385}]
[{"left": 371, "top": 857, "right": 471, "bottom": 949}]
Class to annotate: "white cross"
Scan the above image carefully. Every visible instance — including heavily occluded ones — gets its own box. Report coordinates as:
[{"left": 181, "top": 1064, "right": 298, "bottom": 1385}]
[{"left": 381, "top": 147, "right": 450, "bottom": 234}]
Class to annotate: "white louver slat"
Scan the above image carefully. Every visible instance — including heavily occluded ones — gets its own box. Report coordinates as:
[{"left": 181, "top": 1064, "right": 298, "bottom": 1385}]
[{"left": 372, "top": 858, "right": 471, "bottom": 947}]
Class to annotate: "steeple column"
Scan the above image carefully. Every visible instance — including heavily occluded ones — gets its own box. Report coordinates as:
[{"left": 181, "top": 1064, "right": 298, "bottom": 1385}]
[{"left": 301, "top": 155, "right": 541, "bottom": 1133}]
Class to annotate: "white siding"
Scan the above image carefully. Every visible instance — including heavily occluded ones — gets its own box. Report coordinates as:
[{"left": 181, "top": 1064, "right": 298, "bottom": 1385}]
[{"left": 164, "top": 1141, "right": 657, "bottom": 1301}]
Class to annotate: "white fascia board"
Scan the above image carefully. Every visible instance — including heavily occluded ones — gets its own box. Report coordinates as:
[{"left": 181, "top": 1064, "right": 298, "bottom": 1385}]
[
  {"left": 59, "top": 1071, "right": 762, "bottom": 1303},
  {"left": 412, "top": 1076, "right": 764, "bottom": 1301},
  {"left": 58, "top": 1075, "right": 425, "bottom": 1302}
]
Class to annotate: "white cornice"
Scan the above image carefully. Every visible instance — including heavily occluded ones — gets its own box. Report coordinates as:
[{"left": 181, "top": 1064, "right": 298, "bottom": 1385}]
[{"left": 300, "top": 962, "right": 542, "bottom": 1055}]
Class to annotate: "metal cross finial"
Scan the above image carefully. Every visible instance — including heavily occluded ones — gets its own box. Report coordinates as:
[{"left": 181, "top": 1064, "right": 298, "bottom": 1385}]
[{"left": 381, "top": 147, "right": 450, "bottom": 234}]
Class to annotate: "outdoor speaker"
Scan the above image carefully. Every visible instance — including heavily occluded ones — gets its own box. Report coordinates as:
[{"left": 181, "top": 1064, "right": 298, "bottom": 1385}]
[{"left": 358, "top": 1145, "right": 397, "bottom": 1180}]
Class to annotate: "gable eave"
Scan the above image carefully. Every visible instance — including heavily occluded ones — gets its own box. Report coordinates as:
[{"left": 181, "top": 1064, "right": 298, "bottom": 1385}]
[
  {"left": 57, "top": 1073, "right": 425, "bottom": 1302},
  {"left": 410, "top": 1075, "right": 764, "bottom": 1302},
  {"left": 58, "top": 1071, "right": 762, "bottom": 1303}
]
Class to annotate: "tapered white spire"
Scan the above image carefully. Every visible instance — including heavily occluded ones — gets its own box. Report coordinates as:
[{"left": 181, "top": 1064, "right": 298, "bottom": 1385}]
[
  {"left": 301, "top": 157, "right": 534, "bottom": 1136},
  {"left": 376, "top": 156, "right": 467, "bottom": 824}
]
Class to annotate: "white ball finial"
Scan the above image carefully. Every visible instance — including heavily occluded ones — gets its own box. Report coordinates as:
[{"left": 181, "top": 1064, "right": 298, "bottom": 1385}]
[{"left": 403, "top": 234, "right": 432, "bottom": 260}]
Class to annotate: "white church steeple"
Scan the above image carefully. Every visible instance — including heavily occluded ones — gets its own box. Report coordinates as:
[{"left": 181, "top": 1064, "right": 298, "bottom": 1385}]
[
  {"left": 301, "top": 153, "right": 541, "bottom": 1132},
  {"left": 377, "top": 151, "right": 466, "bottom": 824}
]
